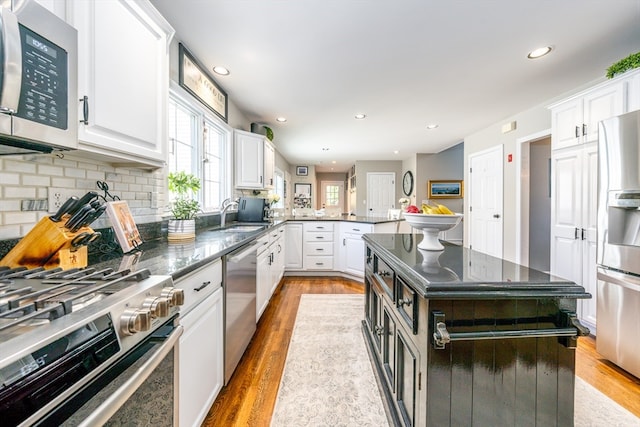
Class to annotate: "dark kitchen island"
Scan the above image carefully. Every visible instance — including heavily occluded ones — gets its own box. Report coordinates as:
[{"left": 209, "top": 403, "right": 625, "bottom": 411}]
[{"left": 362, "top": 234, "right": 591, "bottom": 427}]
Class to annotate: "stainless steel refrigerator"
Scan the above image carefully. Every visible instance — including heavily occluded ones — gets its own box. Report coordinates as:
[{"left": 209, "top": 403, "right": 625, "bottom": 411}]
[{"left": 597, "top": 109, "right": 640, "bottom": 378}]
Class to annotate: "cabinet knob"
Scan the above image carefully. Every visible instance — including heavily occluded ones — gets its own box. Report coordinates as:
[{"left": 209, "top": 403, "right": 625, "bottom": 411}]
[{"left": 374, "top": 325, "right": 384, "bottom": 336}]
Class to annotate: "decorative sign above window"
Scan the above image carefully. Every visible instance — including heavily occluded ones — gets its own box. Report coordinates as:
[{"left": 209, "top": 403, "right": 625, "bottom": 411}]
[{"left": 178, "top": 43, "right": 228, "bottom": 122}]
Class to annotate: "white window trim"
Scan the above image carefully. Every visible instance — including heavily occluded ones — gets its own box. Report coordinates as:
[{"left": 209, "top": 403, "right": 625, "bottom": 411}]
[{"left": 168, "top": 80, "right": 233, "bottom": 213}]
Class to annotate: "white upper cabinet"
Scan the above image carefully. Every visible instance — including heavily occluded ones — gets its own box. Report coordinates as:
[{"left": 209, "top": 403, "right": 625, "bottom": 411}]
[
  {"left": 69, "top": 0, "right": 174, "bottom": 168},
  {"left": 550, "top": 78, "right": 625, "bottom": 150},
  {"left": 234, "top": 129, "right": 275, "bottom": 189}
]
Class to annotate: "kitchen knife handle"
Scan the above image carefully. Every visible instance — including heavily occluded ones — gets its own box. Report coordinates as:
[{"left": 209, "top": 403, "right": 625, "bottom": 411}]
[
  {"left": 68, "top": 191, "right": 99, "bottom": 215},
  {"left": 50, "top": 196, "right": 78, "bottom": 222},
  {"left": 66, "top": 205, "right": 93, "bottom": 230}
]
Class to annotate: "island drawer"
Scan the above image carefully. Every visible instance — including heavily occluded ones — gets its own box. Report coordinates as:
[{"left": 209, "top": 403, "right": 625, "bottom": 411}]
[
  {"left": 374, "top": 255, "right": 394, "bottom": 299},
  {"left": 396, "top": 276, "right": 418, "bottom": 334}
]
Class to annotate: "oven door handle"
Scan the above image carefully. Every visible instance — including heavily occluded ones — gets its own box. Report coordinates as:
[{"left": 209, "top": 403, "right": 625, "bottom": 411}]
[{"left": 76, "top": 325, "right": 184, "bottom": 427}]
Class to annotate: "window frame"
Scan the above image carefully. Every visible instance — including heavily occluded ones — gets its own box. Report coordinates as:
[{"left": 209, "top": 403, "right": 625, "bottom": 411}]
[{"left": 168, "top": 81, "right": 233, "bottom": 214}]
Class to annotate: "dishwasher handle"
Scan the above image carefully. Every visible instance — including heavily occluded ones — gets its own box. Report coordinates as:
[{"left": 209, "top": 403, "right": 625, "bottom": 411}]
[
  {"left": 597, "top": 267, "right": 640, "bottom": 292},
  {"left": 227, "top": 241, "right": 259, "bottom": 263}
]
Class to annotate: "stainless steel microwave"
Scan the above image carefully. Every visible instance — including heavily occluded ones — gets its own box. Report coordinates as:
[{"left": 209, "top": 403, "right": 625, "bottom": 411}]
[{"left": 0, "top": 0, "right": 77, "bottom": 155}]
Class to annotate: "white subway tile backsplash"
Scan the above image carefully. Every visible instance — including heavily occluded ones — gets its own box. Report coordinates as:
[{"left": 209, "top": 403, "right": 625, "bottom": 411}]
[
  {"left": 0, "top": 173, "right": 20, "bottom": 185},
  {"left": 5, "top": 187, "right": 36, "bottom": 199},
  {"left": 50, "top": 177, "right": 77, "bottom": 188},
  {"left": 4, "top": 211, "right": 38, "bottom": 225},
  {"left": 4, "top": 159, "right": 37, "bottom": 173},
  {"left": 0, "top": 155, "right": 168, "bottom": 235},
  {"left": 65, "top": 167, "right": 86, "bottom": 178},
  {"left": 22, "top": 175, "right": 51, "bottom": 186},
  {"left": 37, "top": 165, "right": 64, "bottom": 176}
]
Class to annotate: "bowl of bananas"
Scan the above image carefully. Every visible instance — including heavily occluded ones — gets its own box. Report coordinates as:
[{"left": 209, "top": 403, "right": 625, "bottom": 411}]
[{"left": 403, "top": 203, "right": 463, "bottom": 251}]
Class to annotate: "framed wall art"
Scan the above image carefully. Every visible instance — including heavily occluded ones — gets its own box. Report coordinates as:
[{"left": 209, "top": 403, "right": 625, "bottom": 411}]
[
  {"left": 178, "top": 43, "right": 228, "bottom": 122},
  {"left": 296, "top": 166, "right": 308, "bottom": 176},
  {"left": 428, "top": 180, "right": 464, "bottom": 199}
]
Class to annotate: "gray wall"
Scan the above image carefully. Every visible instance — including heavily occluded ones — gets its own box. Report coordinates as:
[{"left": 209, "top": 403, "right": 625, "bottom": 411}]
[{"left": 416, "top": 143, "right": 464, "bottom": 214}]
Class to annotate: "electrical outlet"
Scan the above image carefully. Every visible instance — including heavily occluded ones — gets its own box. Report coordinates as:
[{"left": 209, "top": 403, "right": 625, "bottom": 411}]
[{"left": 48, "top": 187, "right": 81, "bottom": 213}]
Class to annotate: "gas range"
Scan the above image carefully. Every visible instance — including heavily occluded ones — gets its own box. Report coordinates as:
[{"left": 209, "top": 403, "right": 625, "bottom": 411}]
[{"left": 0, "top": 265, "right": 184, "bottom": 425}]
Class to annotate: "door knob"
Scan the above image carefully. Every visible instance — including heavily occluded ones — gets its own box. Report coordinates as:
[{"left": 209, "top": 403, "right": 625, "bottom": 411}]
[{"left": 493, "top": 214, "right": 500, "bottom": 218}]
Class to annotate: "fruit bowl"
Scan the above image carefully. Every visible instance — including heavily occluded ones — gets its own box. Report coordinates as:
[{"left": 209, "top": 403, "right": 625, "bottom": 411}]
[{"left": 403, "top": 212, "right": 463, "bottom": 250}]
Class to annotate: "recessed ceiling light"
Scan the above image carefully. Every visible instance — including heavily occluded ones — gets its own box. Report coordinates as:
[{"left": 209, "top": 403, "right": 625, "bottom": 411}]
[
  {"left": 355, "top": 114, "right": 366, "bottom": 119},
  {"left": 332, "top": 160, "right": 337, "bottom": 164},
  {"left": 393, "top": 150, "right": 399, "bottom": 154},
  {"left": 426, "top": 124, "right": 439, "bottom": 129},
  {"left": 276, "top": 117, "right": 287, "bottom": 122},
  {"left": 527, "top": 46, "right": 552, "bottom": 59},
  {"left": 212, "top": 66, "right": 230, "bottom": 75}
]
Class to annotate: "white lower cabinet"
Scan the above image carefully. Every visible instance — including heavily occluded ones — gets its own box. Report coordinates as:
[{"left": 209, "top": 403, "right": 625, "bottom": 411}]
[
  {"left": 256, "top": 235, "right": 272, "bottom": 320},
  {"left": 339, "top": 222, "right": 374, "bottom": 278},
  {"left": 179, "top": 286, "right": 223, "bottom": 427},
  {"left": 284, "top": 222, "right": 303, "bottom": 269},
  {"left": 303, "top": 222, "right": 336, "bottom": 270},
  {"left": 177, "top": 260, "right": 223, "bottom": 427}
]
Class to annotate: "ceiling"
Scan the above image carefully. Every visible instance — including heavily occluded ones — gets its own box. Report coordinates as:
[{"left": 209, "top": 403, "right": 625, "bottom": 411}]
[{"left": 151, "top": 0, "right": 640, "bottom": 173}]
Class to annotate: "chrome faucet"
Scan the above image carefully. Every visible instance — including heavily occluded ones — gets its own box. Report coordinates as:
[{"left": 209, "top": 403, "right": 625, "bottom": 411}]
[{"left": 220, "top": 199, "right": 238, "bottom": 228}]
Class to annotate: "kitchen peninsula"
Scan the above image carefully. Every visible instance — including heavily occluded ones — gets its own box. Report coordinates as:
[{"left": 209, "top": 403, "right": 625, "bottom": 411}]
[{"left": 362, "top": 233, "right": 591, "bottom": 427}]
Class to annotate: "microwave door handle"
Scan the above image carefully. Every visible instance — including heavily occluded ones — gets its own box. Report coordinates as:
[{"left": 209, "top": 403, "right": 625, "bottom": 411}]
[{"left": 0, "top": 7, "right": 22, "bottom": 113}]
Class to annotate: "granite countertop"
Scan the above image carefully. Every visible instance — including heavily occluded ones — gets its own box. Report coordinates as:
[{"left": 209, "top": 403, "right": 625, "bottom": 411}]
[
  {"left": 86, "top": 216, "right": 401, "bottom": 281},
  {"left": 363, "top": 233, "right": 592, "bottom": 300}
]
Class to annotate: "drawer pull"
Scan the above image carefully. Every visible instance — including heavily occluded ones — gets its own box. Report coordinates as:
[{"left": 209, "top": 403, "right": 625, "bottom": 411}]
[
  {"left": 315, "top": 248, "right": 324, "bottom": 251},
  {"left": 399, "top": 297, "right": 412, "bottom": 307},
  {"left": 353, "top": 228, "right": 360, "bottom": 232},
  {"left": 194, "top": 280, "right": 211, "bottom": 292},
  {"left": 315, "top": 262, "right": 324, "bottom": 266},
  {"left": 374, "top": 325, "right": 384, "bottom": 336},
  {"left": 315, "top": 236, "right": 324, "bottom": 239},
  {"left": 378, "top": 270, "right": 391, "bottom": 277}
]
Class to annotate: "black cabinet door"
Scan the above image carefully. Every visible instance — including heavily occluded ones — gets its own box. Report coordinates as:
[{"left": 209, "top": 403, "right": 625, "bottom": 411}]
[
  {"left": 396, "top": 330, "right": 419, "bottom": 427},
  {"left": 383, "top": 306, "right": 396, "bottom": 388}
]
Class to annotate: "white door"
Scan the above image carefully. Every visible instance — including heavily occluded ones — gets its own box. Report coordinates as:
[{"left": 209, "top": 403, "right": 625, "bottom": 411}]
[
  {"left": 550, "top": 148, "right": 583, "bottom": 285},
  {"left": 367, "top": 173, "right": 395, "bottom": 217},
  {"left": 469, "top": 146, "right": 503, "bottom": 257},
  {"left": 321, "top": 181, "right": 344, "bottom": 212}
]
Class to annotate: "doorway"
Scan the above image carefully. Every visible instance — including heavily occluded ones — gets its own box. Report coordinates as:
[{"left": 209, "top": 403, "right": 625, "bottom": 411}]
[
  {"left": 515, "top": 130, "right": 552, "bottom": 270},
  {"left": 320, "top": 181, "right": 344, "bottom": 213}
]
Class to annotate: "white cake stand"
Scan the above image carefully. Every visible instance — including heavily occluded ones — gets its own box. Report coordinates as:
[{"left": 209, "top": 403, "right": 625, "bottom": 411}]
[{"left": 403, "top": 212, "right": 463, "bottom": 251}]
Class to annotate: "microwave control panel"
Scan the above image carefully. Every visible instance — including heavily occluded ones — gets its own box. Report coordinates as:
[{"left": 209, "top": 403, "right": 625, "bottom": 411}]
[{"left": 16, "top": 25, "right": 68, "bottom": 130}]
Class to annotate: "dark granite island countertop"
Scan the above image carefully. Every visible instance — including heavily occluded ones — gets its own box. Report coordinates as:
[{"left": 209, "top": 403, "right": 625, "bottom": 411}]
[{"left": 363, "top": 233, "right": 590, "bottom": 300}]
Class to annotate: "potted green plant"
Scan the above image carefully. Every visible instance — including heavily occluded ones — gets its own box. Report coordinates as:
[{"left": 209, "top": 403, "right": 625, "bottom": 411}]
[
  {"left": 167, "top": 171, "right": 201, "bottom": 241},
  {"left": 606, "top": 51, "right": 640, "bottom": 79}
]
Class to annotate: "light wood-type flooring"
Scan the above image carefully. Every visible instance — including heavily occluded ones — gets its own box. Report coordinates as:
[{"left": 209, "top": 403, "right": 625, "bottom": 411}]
[{"left": 202, "top": 277, "right": 640, "bottom": 426}]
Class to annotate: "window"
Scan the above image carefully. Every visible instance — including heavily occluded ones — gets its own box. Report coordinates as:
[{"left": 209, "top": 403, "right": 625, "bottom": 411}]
[
  {"left": 274, "top": 169, "right": 284, "bottom": 209},
  {"left": 168, "top": 86, "right": 232, "bottom": 212}
]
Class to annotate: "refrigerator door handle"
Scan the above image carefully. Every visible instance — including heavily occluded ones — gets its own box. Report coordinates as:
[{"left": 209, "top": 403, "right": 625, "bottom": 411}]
[{"left": 597, "top": 267, "right": 640, "bottom": 293}]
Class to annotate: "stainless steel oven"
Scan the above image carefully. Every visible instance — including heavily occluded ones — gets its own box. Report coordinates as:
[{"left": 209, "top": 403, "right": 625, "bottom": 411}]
[{"left": 0, "top": 267, "right": 185, "bottom": 426}]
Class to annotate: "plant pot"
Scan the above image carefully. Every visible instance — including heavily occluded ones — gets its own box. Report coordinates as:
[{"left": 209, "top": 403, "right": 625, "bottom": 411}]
[{"left": 168, "top": 219, "right": 196, "bottom": 242}]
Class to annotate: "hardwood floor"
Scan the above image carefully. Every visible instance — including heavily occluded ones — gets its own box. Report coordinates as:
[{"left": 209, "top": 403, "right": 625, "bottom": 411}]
[{"left": 201, "top": 276, "right": 640, "bottom": 426}]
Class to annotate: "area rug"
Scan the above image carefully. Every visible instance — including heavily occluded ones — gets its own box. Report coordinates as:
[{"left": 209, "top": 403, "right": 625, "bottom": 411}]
[
  {"left": 270, "top": 294, "right": 388, "bottom": 426},
  {"left": 271, "top": 294, "right": 639, "bottom": 427}
]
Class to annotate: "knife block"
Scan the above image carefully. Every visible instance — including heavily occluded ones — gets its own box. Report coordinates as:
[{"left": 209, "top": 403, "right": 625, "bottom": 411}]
[{"left": 0, "top": 215, "right": 94, "bottom": 269}]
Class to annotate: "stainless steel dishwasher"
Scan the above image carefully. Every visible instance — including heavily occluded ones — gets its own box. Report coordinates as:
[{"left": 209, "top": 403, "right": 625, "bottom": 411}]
[{"left": 224, "top": 241, "right": 258, "bottom": 384}]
